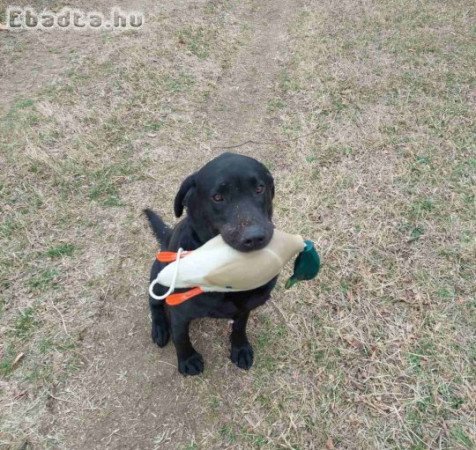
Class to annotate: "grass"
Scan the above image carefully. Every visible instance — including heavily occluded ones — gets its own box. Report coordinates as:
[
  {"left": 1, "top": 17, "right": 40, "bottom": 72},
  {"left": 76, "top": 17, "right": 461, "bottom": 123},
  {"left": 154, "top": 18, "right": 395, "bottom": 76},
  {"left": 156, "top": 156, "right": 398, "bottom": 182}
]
[
  {"left": 0, "top": 346, "right": 18, "bottom": 377},
  {"left": 178, "top": 26, "right": 215, "bottom": 60},
  {"left": 1, "top": 0, "right": 475, "bottom": 448},
  {"left": 45, "top": 243, "right": 75, "bottom": 258},
  {"left": 12, "top": 307, "right": 38, "bottom": 339},
  {"left": 27, "top": 269, "right": 59, "bottom": 292}
]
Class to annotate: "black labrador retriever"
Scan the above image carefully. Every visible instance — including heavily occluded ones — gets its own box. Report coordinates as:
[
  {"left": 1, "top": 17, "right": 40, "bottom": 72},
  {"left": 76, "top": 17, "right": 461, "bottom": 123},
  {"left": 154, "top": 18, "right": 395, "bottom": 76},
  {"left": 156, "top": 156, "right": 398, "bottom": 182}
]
[{"left": 145, "top": 152, "right": 276, "bottom": 375}]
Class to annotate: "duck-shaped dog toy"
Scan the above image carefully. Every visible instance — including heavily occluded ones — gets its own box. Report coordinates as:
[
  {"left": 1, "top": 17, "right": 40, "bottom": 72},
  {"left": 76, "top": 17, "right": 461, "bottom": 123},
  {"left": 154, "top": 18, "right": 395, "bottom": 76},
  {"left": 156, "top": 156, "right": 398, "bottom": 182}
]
[{"left": 149, "top": 229, "right": 320, "bottom": 306}]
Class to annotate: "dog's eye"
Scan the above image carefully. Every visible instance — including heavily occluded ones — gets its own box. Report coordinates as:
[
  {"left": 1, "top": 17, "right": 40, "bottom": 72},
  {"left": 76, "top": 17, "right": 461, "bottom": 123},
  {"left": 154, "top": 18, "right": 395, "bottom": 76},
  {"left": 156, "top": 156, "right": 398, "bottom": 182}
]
[
  {"left": 256, "top": 185, "right": 265, "bottom": 194},
  {"left": 212, "top": 193, "right": 224, "bottom": 202}
]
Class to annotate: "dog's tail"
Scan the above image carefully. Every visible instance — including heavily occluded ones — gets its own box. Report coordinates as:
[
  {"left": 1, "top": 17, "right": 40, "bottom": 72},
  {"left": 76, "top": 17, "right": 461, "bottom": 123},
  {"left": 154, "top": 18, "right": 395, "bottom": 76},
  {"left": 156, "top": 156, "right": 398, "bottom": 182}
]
[{"left": 143, "top": 208, "right": 172, "bottom": 247}]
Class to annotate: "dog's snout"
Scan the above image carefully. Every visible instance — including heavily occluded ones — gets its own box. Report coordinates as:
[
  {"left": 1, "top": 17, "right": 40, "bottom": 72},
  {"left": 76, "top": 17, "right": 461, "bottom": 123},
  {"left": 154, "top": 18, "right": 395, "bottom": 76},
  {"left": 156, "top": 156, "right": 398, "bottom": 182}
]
[{"left": 240, "top": 225, "right": 267, "bottom": 251}]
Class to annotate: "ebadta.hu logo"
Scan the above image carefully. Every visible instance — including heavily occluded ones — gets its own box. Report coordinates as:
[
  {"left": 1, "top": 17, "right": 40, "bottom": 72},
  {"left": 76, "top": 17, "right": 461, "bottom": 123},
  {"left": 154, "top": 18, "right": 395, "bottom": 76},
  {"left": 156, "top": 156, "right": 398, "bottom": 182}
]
[{"left": 5, "top": 6, "right": 144, "bottom": 30}]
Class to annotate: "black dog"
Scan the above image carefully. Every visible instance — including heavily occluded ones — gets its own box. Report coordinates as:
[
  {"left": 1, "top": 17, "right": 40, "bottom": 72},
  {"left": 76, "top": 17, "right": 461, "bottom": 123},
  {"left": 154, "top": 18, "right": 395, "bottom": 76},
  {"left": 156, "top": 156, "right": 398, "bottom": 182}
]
[{"left": 145, "top": 152, "right": 276, "bottom": 375}]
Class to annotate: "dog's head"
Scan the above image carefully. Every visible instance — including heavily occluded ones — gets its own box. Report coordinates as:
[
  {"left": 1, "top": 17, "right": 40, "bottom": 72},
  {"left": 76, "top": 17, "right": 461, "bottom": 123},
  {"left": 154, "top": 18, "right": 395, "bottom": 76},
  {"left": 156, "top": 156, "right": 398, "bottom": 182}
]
[{"left": 174, "top": 152, "right": 275, "bottom": 252}]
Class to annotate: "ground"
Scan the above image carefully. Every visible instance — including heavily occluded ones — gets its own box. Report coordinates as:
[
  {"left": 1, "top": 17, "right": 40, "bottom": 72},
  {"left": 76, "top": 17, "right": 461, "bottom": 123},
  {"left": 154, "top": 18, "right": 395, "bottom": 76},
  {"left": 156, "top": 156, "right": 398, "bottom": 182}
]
[{"left": 0, "top": 0, "right": 475, "bottom": 448}]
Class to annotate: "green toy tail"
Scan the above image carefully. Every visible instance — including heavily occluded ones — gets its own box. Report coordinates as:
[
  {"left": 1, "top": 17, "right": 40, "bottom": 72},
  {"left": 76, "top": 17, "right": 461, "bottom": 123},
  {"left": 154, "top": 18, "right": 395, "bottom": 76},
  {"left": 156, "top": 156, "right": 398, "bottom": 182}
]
[{"left": 285, "top": 240, "right": 320, "bottom": 289}]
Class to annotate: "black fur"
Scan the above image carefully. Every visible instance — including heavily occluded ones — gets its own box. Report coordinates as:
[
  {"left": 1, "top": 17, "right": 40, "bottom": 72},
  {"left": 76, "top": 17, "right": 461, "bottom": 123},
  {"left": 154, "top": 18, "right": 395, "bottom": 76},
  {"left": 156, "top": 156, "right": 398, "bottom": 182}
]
[
  {"left": 145, "top": 152, "right": 276, "bottom": 375},
  {"left": 143, "top": 208, "right": 172, "bottom": 246}
]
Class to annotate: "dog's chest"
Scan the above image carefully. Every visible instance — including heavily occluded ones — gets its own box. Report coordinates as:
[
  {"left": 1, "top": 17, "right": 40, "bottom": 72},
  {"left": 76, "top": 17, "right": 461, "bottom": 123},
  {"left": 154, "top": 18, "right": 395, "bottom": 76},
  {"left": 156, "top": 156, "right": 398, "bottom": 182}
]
[{"left": 192, "top": 292, "right": 270, "bottom": 319}]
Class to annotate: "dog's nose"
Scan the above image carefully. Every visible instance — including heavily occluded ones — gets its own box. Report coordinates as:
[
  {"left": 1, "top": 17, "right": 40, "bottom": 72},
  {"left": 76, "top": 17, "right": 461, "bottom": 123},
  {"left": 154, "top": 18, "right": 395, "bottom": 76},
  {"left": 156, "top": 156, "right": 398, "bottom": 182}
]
[{"left": 240, "top": 226, "right": 267, "bottom": 251}]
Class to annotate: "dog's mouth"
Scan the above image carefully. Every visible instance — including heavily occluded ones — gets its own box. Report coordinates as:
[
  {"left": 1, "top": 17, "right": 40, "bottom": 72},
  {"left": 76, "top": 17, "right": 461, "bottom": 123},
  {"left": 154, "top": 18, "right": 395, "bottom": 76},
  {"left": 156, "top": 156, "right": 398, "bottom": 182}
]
[{"left": 221, "top": 223, "right": 274, "bottom": 252}]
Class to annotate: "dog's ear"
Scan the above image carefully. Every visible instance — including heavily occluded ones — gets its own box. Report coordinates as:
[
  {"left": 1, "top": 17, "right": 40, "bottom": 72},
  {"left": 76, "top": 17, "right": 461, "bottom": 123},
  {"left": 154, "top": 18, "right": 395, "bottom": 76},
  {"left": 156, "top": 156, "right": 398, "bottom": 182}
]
[
  {"left": 265, "top": 170, "right": 275, "bottom": 217},
  {"left": 174, "top": 174, "right": 196, "bottom": 217},
  {"left": 265, "top": 168, "right": 275, "bottom": 199}
]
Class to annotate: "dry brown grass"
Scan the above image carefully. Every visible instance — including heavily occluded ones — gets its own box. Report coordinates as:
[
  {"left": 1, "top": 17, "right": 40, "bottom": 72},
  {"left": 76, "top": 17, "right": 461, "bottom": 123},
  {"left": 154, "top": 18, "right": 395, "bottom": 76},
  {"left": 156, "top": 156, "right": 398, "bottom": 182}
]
[{"left": 1, "top": 0, "right": 475, "bottom": 448}]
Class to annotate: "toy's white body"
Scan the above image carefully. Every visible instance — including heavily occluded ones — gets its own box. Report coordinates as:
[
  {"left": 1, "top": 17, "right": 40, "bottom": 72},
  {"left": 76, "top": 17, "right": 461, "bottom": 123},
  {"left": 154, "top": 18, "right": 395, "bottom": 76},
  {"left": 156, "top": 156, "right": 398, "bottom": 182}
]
[{"left": 157, "top": 229, "right": 305, "bottom": 292}]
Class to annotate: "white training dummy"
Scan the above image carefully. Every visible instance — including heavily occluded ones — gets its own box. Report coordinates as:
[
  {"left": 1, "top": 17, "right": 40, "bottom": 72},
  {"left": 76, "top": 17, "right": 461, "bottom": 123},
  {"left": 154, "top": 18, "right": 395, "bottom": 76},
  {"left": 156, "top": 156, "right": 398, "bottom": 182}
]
[{"left": 149, "top": 229, "right": 320, "bottom": 306}]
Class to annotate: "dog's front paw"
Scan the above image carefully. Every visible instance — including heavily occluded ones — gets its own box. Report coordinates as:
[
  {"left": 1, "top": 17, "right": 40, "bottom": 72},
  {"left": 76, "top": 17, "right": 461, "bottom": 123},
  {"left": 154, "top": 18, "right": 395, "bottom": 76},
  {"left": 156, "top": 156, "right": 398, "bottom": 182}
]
[
  {"left": 151, "top": 320, "right": 170, "bottom": 347},
  {"left": 230, "top": 343, "right": 254, "bottom": 370},
  {"left": 178, "top": 352, "right": 204, "bottom": 376}
]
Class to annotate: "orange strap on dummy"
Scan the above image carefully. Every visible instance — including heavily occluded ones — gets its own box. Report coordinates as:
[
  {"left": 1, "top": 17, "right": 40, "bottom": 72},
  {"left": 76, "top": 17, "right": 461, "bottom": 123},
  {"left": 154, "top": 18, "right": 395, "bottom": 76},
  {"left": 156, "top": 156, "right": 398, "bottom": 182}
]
[
  {"left": 165, "top": 287, "right": 204, "bottom": 306},
  {"left": 155, "top": 250, "right": 202, "bottom": 306},
  {"left": 156, "top": 250, "right": 191, "bottom": 263}
]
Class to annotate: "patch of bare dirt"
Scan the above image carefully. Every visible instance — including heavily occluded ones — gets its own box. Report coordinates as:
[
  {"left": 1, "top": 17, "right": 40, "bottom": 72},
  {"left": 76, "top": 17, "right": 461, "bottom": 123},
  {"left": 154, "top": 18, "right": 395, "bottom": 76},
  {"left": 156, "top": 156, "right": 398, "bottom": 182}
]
[{"left": 206, "top": 0, "right": 299, "bottom": 148}]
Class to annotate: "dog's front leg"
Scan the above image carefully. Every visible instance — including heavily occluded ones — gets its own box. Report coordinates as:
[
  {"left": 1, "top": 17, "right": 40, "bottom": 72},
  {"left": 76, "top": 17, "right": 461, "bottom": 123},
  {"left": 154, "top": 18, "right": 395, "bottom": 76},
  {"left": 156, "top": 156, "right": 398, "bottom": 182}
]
[
  {"left": 170, "top": 312, "right": 204, "bottom": 376},
  {"left": 230, "top": 311, "right": 254, "bottom": 370},
  {"left": 149, "top": 298, "right": 170, "bottom": 347}
]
